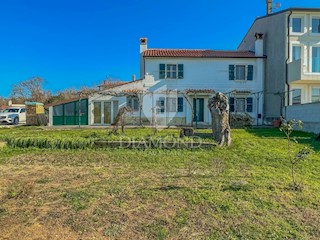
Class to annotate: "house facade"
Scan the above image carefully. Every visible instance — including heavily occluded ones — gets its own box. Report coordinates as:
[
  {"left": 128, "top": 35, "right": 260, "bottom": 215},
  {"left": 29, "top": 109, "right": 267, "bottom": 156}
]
[
  {"left": 238, "top": 7, "right": 320, "bottom": 128},
  {"left": 47, "top": 37, "right": 265, "bottom": 127},
  {"left": 138, "top": 38, "right": 265, "bottom": 126}
]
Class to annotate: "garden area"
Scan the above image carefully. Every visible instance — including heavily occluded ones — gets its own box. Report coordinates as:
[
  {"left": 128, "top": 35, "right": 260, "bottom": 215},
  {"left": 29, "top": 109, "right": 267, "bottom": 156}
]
[{"left": 0, "top": 126, "right": 319, "bottom": 239}]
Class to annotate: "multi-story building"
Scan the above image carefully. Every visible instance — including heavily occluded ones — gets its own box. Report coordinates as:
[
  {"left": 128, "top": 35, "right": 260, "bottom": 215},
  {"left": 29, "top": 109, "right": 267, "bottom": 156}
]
[{"left": 238, "top": 5, "right": 320, "bottom": 128}]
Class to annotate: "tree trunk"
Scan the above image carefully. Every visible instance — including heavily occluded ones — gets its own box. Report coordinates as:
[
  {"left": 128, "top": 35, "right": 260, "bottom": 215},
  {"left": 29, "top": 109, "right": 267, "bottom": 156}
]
[{"left": 208, "top": 92, "right": 231, "bottom": 146}]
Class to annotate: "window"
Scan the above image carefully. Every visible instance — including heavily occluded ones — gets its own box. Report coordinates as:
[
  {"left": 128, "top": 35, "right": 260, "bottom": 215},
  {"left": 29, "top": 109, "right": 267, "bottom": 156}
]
[
  {"left": 230, "top": 97, "right": 253, "bottom": 113},
  {"left": 166, "top": 65, "right": 177, "bottom": 79},
  {"left": 312, "top": 17, "right": 320, "bottom": 33},
  {"left": 157, "top": 97, "right": 183, "bottom": 113},
  {"left": 64, "top": 102, "right": 75, "bottom": 116},
  {"left": 312, "top": 47, "right": 320, "bottom": 73},
  {"left": 292, "top": 89, "right": 302, "bottom": 105},
  {"left": 20, "top": 108, "right": 26, "bottom": 113},
  {"left": 157, "top": 97, "right": 165, "bottom": 113},
  {"left": 312, "top": 88, "right": 320, "bottom": 102},
  {"left": 229, "top": 65, "right": 253, "bottom": 81},
  {"left": 292, "top": 46, "right": 301, "bottom": 61},
  {"left": 53, "top": 105, "right": 63, "bottom": 116},
  {"left": 177, "top": 97, "right": 184, "bottom": 112},
  {"left": 127, "top": 96, "right": 139, "bottom": 111},
  {"left": 236, "top": 65, "right": 246, "bottom": 80},
  {"left": 166, "top": 97, "right": 177, "bottom": 112},
  {"left": 292, "top": 18, "right": 302, "bottom": 33},
  {"left": 159, "top": 64, "right": 184, "bottom": 79}
]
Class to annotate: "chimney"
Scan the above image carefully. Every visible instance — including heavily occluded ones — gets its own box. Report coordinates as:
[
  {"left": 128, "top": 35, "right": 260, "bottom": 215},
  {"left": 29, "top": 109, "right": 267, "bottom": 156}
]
[
  {"left": 266, "top": 0, "right": 272, "bottom": 15},
  {"left": 255, "top": 33, "right": 264, "bottom": 57},
  {"left": 132, "top": 74, "right": 136, "bottom": 81},
  {"left": 140, "top": 38, "right": 148, "bottom": 53}
]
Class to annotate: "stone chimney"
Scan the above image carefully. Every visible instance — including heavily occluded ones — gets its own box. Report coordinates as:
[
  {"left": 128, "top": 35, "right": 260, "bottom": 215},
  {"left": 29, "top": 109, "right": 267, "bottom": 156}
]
[
  {"left": 266, "top": 0, "right": 272, "bottom": 15},
  {"left": 255, "top": 33, "right": 264, "bottom": 57},
  {"left": 140, "top": 38, "right": 148, "bottom": 53}
]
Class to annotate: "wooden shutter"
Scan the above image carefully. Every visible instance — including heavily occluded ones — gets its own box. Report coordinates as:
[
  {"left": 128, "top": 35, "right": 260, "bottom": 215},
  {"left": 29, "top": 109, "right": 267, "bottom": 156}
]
[
  {"left": 159, "top": 64, "right": 166, "bottom": 79},
  {"left": 229, "top": 65, "right": 235, "bottom": 80},
  {"left": 178, "top": 64, "right": 184, "bottom": 79},
  {"left": 229, "top": 97, "right": 235, "bottom": 112},
  {"left": 177, "top": 97, "right": 184, "bottom": 112},
  {"left": 246, "top": 97, "right": 253, "bottom": 112},
  {"left": 247, "top": 65, "right": 253, "bottom": 80}
]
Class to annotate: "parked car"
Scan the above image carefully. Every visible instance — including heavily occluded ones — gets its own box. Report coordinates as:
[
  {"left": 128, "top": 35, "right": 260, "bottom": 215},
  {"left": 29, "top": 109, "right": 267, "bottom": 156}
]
[{"left": 0, "top": 107, "right": 26, "bottom": 125}]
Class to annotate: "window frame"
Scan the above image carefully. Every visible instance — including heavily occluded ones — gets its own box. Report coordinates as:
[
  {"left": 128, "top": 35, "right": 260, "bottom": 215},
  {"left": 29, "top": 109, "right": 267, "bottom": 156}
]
[
  {"left": 311, "top": 87, "right": 320, "bottom": 103},
  {"left": 229, "top": 64, "right": 254, "bottom": 81},
  {"left": 291, "top": 89, "right": 302, "bottom": 105},
  {"left": 159, "top": 64, "right": 184, "bottom": 80},
  {"left": 310, "top": 45, "right": 320, "bottom": 73},
  {"left": 290, "top": 15, "right": 306, "bottom": 35},
  {"left": 156, "top": 96, "right": 184, "bottom": 113},
  {"left": 230, "top": 97, "right": 253, "bottom": 113},
  {"left": 127, "top": 96, "right": 140, "bottom": 112},
  {"left": 311, "top": 16, "right": 320, "bottom": 35}
]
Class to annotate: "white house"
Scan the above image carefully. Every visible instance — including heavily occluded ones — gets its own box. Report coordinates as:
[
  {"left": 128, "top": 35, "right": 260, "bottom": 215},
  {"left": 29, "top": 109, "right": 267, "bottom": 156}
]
[
  {"left": 48, "top": 37, "right": 265, "bottom": 127},
  {"left": 85, "top": 37, "right": 266, "bottom": 127}
]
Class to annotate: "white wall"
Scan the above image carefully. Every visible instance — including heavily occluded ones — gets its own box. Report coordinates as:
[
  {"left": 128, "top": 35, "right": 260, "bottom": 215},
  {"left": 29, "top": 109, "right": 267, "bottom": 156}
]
[
  {"left": 285, "top": 103, "right": 320, "bottom": 133},
  {"left": 144, "top": 57, "right": 264, "bottom": 125}
]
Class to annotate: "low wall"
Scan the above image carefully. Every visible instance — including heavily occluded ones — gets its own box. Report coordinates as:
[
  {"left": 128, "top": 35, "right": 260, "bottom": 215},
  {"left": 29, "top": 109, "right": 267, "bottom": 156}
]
[{"left": 285, "top": 103, "right": 320, "bottom": 134}]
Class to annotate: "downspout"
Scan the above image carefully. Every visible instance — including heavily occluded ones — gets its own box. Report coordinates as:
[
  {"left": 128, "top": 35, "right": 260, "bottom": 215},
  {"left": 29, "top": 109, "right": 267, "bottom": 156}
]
[{"left": 285, "top": 10, "right": 293, "bottom": 118}]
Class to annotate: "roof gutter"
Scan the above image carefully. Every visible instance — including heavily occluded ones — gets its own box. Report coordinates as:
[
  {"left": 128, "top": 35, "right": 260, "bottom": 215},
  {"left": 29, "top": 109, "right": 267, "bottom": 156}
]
[{"left": 285, "top": 10, "right": 293, "bottom": 117}]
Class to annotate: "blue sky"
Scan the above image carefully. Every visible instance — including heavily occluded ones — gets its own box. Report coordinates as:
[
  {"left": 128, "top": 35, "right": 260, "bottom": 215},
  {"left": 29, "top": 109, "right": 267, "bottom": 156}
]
[{"left": 0, "top": 0, "right": 319, "bottom": 97}]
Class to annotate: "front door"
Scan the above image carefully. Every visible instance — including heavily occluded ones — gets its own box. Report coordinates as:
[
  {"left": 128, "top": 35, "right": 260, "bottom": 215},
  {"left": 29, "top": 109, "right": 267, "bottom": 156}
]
[{"left": 193, "top": 98, "right": 204, "bottom": 122}]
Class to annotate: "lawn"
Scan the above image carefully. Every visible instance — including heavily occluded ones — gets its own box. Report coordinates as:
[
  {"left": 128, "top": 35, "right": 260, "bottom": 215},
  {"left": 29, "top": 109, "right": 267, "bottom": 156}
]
[{"left": 0, "top": 127, "right": 319, "bottom": 239}]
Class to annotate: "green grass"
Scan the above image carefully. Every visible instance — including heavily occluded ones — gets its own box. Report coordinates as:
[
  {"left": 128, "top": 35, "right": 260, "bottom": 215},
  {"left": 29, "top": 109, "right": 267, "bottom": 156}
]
[{"left": 0, "top": 127, "right": 319, "bottom": 239}]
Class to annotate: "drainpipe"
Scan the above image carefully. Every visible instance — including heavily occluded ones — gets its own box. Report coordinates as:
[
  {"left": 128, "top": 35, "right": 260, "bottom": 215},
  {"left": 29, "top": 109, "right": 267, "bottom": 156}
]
[{"left": 285, "top": 10, "right": 293, "bottom": 118}]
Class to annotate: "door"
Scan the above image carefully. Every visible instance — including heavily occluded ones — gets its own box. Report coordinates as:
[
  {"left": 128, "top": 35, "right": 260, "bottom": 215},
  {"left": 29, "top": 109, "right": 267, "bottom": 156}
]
[
  {"left": 93, "top": 101, "right": 113, "bottom": 125},
  {"left": 103, "top": 102, "right": 112, "bottom": 124},
  {"left": 193, "top": 98, "right": 204, "bottom": 122},
  {"left": 19, "top": 108, "right": 26, "bottom": 122},
  {"left": 93, "top": 102, "right": 102, "bottom": 124}
]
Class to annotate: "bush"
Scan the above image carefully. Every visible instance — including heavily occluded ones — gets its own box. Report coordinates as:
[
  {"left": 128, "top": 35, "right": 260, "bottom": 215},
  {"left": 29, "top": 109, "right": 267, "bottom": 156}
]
[{"left": 5, "top": 136, "right": 93, "bottom": 149}]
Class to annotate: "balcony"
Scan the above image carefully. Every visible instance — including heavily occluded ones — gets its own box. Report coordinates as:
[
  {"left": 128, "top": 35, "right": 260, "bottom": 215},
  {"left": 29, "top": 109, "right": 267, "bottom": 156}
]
[{"left": 288, "top": 59, "right": 320, "bottom": 83}]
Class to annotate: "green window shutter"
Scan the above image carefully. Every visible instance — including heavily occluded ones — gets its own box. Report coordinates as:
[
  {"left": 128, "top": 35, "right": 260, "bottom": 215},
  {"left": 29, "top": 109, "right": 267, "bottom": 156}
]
[
  {"left": 246, "top": 97, "right": 253, "bottom": 112},
  {"left": 247, "top": 65, "right": 253, "bottom": 80},
  {"left": 178, "top": 64, "right": 184, "bottom": 79},
  {"left": 229, "top": 65, "right": 235, "bottom": 80},
  {"left": 229, "top": 97, "right": 235, "bottom": 112},
  {"left": 177, "top": 97, "right": 184, "bottom": 112},
  {"left": 159, "top": 64, "right": 166, "bottom": 79}
]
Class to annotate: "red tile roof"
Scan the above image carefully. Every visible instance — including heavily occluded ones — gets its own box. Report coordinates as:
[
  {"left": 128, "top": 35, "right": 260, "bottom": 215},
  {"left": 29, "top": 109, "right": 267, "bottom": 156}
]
[{"left": 143, "top": 49, "right": 263, "bottom": 58}]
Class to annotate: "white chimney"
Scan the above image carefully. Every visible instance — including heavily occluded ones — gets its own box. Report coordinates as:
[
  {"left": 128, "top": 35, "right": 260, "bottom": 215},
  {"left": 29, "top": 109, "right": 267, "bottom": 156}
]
[
  {"left": 132, "top": 74, "right": 136, "bottom": 81},
  {"left": 140, "top": 38, "right": 148, "bottom": 53},
  {"left": 255, "top": 33, "right": 264, "bottom": 57},
  {"left": 266, "top": 0, "right": 272, "bottom": 15}
]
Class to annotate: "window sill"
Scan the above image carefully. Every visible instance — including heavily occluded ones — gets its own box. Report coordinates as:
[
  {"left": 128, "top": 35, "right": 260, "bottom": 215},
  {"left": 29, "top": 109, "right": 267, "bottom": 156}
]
[
  {"left": 290, "top": 32, "right": 305, "bottom": 36},
  {"left": 304, "top": 72, "right": 320, "bottom": 75}
]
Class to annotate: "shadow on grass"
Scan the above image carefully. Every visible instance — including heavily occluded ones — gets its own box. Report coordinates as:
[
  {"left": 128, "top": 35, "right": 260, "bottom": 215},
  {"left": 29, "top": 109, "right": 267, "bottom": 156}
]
[{"left": 246, "top": 128, "right": 320, "bottom": 151}]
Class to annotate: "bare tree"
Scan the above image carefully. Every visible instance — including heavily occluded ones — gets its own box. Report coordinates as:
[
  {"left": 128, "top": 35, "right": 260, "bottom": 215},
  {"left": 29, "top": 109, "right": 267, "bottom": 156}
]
[{"left": 11, "top": 77, "right": 51, "bottom": 103}]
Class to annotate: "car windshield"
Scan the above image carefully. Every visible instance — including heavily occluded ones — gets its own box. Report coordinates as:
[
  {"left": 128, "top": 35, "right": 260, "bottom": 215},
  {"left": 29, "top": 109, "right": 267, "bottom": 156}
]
[{"left": 3, "top": 108, "right": 19, "bottom": 113}]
